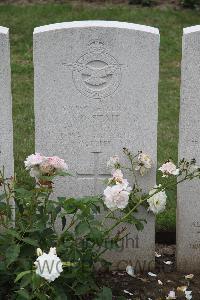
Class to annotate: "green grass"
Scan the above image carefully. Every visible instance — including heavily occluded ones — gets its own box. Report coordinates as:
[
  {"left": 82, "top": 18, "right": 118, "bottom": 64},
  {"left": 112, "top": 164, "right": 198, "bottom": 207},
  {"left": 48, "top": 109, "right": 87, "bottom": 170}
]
[{"left": 0, "top": 2, "right": 199, "bottom": 231}]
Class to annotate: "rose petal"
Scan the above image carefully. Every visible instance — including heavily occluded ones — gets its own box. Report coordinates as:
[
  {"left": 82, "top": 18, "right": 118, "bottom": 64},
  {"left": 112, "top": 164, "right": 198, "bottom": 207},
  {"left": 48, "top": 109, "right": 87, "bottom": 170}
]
[
  {"left": 126, "top": 265, "right": 135, "bottom": 277},
  {"left": 124, "top": 290, "right": 133, "bottom": 296},
  {"left": 177, "top": 286, "right": 187, "bottom": 292},
  {"left": 164, "top": 261, "right": 173, "bottom": 265},
  {"left": 148, "top": 272, "right": 157, "bottom": 277},
  {"left": 185, "top": 274, "right": 194, "bottom": 280},
  {"left": 155, "top": 251, "right": 162, "bottom": 258}
]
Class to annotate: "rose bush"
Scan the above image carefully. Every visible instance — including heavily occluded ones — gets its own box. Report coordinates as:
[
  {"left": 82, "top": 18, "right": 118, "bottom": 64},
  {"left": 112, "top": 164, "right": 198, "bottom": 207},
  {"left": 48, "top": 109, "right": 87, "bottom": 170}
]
[{"left": 0, "top": 149, "right": 199, "bottom": 299}]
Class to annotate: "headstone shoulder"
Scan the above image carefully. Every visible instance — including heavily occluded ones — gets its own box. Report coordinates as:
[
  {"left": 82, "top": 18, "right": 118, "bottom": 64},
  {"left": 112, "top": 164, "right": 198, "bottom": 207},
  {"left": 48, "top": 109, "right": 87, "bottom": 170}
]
[
  {"left": 33, "top": 20, "right": 159, "bottom": 35},
  {"left": 0, "top": 26, "right": 9, "bottom": 35}
]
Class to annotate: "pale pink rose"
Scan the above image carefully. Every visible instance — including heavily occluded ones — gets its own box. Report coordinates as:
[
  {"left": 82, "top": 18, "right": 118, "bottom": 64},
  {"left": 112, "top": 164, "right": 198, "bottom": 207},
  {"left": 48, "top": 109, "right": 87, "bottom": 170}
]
[
  {"left": 24, "top": 153, "right": 45, "bottom": 170},
  {"left": 25, "top": 153, "right": 68, "bottom": 179},
  {"left": 40, "top": 160, "right": 55, "bottom": 175},
  {"left": 103, "top": 184, "right": 130, "bottom": 210},
  {"left": 108, "top": 169, "right": 131, "bottom": 192},
  {"left": 159, "top": 161, "right": 179, "bottom": 177},
  {"left": 46, "top": 156, "right": 68, "bottom": 172},
  {"left": 111, "top": 169, "right": 124, "bottom": 183}
]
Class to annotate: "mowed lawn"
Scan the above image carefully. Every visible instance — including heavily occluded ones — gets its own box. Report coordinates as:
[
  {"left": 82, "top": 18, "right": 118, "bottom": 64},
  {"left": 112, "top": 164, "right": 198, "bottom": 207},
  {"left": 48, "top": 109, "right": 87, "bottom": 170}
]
[{"left": 0, "top": 2, "right": 199, "bottom": 231}]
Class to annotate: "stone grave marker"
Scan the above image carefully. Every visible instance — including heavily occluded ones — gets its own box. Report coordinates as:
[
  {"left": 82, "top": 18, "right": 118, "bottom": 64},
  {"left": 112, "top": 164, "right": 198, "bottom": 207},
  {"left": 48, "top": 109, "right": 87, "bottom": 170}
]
[
  {"left": 0, "top": 26, "right": 13, "bottom": 180},
  {"left": 177, "top": 25, "right": 200, "bottom": 272},
  {"left": 0, "top": 26, "right": 14, "bottom": 223},
  {"left": 33, "top": 21, "right": 159, "bottom": 271}
]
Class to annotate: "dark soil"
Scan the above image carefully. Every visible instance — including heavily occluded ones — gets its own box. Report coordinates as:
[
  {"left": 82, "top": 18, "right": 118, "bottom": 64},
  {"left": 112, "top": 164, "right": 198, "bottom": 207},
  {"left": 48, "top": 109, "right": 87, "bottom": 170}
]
[
  {"left": 97, "top": 244, "right": 200, "bottom": 299},
  {"left": 0, "top": 0, "right": 183, "bottom": 9}
]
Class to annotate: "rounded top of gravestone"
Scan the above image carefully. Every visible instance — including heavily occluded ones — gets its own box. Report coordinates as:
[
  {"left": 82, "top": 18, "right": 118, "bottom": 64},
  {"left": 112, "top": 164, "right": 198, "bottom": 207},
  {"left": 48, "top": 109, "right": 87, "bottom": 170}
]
[
  {"left": 184, "top": 25, "right": 200, "bottom": 35},
  {"left": 34, "top": 21, "right": 159, "bottom": 35},
  {"left": 0, "top": 26, "right": 9, "bottom": 35}
]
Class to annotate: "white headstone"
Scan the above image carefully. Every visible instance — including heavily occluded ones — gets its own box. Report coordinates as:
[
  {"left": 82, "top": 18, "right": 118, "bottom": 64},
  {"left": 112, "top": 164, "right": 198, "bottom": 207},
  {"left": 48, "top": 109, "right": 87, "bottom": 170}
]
[
  {"left": 0, "top": 26, "right": 13, "bottom": 179},
  {"left": 177, "top": 25, "right": 200, "bottom": 272},
  {"left": 0, "top": 26, "right": 14, "bottom": 225},
  {"left": 33, "top": 21, "right": 159, "bottom": 271}
]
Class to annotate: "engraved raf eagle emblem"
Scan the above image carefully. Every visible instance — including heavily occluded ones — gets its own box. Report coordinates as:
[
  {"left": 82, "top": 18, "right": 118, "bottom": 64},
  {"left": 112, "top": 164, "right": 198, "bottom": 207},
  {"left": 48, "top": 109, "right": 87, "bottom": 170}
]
[
  {"left": 76, "top": 63, "right": 118, "bottom": 87},
  {"left": 72, "top": 40, "right": 122, "bottom": 98}
]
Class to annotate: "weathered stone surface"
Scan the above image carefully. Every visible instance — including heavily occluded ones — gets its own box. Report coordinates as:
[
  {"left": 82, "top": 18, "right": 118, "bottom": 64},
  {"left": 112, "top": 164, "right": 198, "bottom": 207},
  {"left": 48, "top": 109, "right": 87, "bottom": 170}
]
[
  {"left": 0, "top": 26, "right": 13, "bottom": 178},
  {"left": 177, "top": 26, "right": 200, "bottom": 273},
  {"left": 33, "top": 21, "right": 159, "bottom": 270}
]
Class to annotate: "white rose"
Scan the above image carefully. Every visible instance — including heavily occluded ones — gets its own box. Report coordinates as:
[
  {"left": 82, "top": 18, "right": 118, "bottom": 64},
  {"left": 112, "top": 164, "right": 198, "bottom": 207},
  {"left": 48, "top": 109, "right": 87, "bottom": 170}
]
[
  {"left": 34, "top": 247, "right": 63, "bottom": 282},
  {"left": 135, "top": 153, "right": 152, "bottom": 176},
  {"left": 147, "top": 185, "right": 167, "bottom": 214},
  {"left": 159, "top": 161, "right": 179, "bottom": 177},
  {"left": 103, "top": 184, "right": 130, "bottom": 210}
]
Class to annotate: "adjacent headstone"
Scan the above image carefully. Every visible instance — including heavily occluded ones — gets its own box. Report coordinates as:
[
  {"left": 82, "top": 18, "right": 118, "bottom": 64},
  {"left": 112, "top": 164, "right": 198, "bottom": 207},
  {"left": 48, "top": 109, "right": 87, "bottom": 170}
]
[
  {"left": 0, "top": 26, "right": 14, "bottom": 224},
  {"left": 0, "top": 26, "right": 13, "bottom": 179},
  {"left": 33, "top": 21, "right": 159, "bottom": 271},
  {"left": 177, "top": 26, "right": 200, "bottom": 272}
]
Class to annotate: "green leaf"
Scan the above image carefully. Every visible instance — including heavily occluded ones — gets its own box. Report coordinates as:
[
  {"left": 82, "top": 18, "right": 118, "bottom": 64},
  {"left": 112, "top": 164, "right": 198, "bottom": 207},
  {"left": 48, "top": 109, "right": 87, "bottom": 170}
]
[
  {"left": 135, "top": 221, "right": 144, "bottom": 231},
  {"left": 22, "top": 237, "right": 39, "bottom": 247},
  {"left": 63, "top": 198, "right": 77, "bottom": 214},
  {"left": 57, "top": 197, "right": 66, "bottom": 202},
  {"left": 89, "top": 227, "right": 103, "bottom": 244},
  {"left": 15, "top": 188, "right": 32, "bottom": 196},
  {"left": 0, "top": 193, "right": 6, "bottom": 201},
  {"left": 96, "top": 287, "right": 112, "bottom": 300},
  {"left": 20, "top": 273, "right": 33, "bottom": 288},
  {"left": 6, "top": 244, "right": 20, "bottom": 266},
  {"left": 75, "top": 222, "right": 90, "bottom": 236},
  {"left": 6, "top": 228, "right": 21, "bottom": 239},
  {"left": 75, "top": 283, "right": 91, "bottom": 295},
  {"left": 31, "top": 272, "right": 42, "bottom": 289},
  {"left": 0, "top": 202, "right": 7, "bottom": 211},
  {"left": 15, "top": 289, "right": 30, "bottom": 300},
  {"left": 15, "top": 270, "right": 32, "bottom": 283},
  {"left": 55, "top": 286, "right": 68, "bottom": 300}
]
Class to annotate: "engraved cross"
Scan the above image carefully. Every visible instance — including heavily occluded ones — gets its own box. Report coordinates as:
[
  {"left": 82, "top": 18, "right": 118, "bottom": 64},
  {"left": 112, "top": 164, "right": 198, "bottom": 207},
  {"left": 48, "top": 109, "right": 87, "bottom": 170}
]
[{"left": 76, "top": 151, "right": 110, "bottom": 194}]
